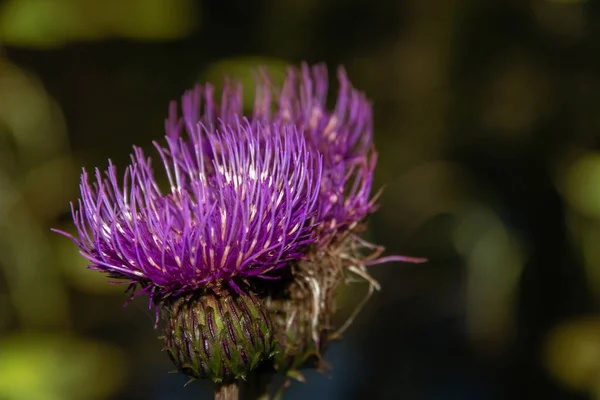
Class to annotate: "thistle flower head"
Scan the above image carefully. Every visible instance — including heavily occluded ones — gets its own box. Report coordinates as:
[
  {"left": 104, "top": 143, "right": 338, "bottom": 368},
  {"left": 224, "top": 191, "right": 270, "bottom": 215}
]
[
  {"left": 54, "top": 119, "right": 322, "bottom": 297},
  {"left": 163, "top": 289, "right": 274, "bottom": 382},
  {"left": 266, "top": 64, "right": 376, "bottom": 238},
  {"left": 167, "top": 63, "right": 377, "bottom": 242},
  {"left": 53, "top": 62, "right": 426, "bottom": 390},
  {"left": 270, "top": 64, "right": 372, "bottom": 162}
]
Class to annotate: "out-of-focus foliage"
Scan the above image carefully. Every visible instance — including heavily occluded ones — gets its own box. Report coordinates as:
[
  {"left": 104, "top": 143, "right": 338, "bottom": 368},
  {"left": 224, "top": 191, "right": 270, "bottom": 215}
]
[
  {"left": 0, "top": 0, "right": 599, "bottom": 399},
  {"left": 0, "top": 0, "right": 197, "bottom": 48},
  {"left": 544, "top": 317, "right": 600, "bottom": 394},
  {"left": 0, "top": 59, "right": 72, "bottom": 328},
  {"left": 457, "top": 204, "right": 524, "bottom": 353},
  {"left": 563, "top": 153, "right": 600, "bottom": 219},
  {"left": 202, "top": 57, "right": 288, "bottom": 111},
  {"left": 0, "top": 333, "right": 125, "bottom": 400}
]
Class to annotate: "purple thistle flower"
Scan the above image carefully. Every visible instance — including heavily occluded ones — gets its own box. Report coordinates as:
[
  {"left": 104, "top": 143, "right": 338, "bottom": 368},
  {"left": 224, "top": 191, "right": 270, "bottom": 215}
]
[
  {"left": 167, "top": 63, "right": 377, "bottom": 241},
  {"left": 272, "top": 64, "right": 373, "bottom": 163},
  {"left": 268, "top": 64, "right": 376, "bottom": 238},
  {"left": 53, "top": 119, "right": 322, "bottom": 296},
  {"left": 52, "top": 63, "right": 425, "bottom": 390}
]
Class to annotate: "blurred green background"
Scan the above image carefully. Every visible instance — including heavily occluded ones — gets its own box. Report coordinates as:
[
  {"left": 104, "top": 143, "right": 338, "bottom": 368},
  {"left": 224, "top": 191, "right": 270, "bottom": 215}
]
[{"left": 1, "top": 0, "right": 600, "bottom": 399}]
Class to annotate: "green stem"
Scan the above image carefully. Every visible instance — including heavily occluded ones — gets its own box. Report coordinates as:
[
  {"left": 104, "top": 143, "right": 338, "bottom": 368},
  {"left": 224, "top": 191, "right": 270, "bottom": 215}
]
[{"left": 215, "top": 382, "right": 240, "bottom": 400}]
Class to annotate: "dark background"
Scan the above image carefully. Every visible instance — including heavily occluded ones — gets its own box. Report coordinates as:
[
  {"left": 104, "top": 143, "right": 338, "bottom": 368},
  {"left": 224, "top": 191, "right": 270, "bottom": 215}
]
[{"left": 1, "top": 0, "right": 599, "bottom": 399}]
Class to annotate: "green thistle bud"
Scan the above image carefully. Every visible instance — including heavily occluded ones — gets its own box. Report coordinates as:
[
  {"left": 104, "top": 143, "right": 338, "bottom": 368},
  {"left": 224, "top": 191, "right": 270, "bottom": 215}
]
[
  {"left": 269, "top": 293, "right": 331, "bottom": 374},
  {"left": 161, "top": 290, "right": 274, "bottom": 383},
  {"left": 266, "top": 254, "right": 342, "bottom": 376}
]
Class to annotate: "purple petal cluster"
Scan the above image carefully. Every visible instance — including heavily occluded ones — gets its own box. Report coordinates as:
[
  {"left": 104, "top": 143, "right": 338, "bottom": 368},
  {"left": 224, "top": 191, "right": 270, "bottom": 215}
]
[
  {"left": 55, "top": 120, "right": 322, "bottom": 295},
  {"left": 263, "top": 64, "right": 376, "bottom": 239},
  {"left": 53, "top": 63, "right": 425, "bottom": 389},
  {"left": 55, "top": 62, "right": 384, "bottom": 296},
  {"left": 168, "top": 63, "right": 378, "bottom": 241}
]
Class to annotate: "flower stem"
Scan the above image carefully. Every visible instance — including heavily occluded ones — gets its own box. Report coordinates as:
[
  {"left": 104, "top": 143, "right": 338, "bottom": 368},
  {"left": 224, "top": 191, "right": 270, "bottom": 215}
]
[{"left": 215, "top": 382, "right": 239, "bottom": 400}]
